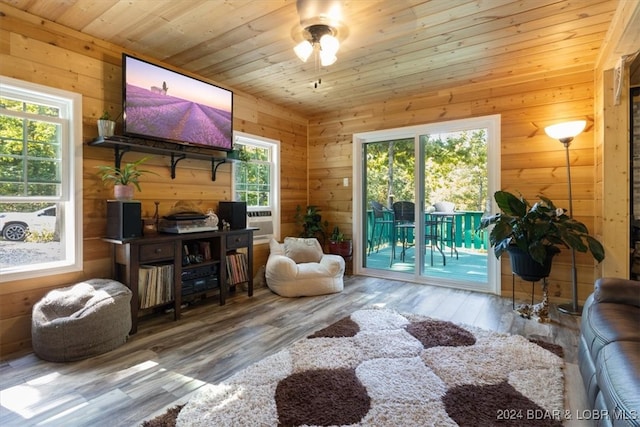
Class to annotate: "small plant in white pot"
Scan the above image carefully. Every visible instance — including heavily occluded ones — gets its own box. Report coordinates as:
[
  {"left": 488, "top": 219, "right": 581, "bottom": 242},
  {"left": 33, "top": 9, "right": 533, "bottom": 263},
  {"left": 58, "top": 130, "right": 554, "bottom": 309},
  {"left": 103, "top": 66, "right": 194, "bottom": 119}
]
[
  {"left": 97, "top": 110, "right": 116, "bottom": 138},
  {"left": 96, "top": 157, "right": 158, "bottom": 200}
]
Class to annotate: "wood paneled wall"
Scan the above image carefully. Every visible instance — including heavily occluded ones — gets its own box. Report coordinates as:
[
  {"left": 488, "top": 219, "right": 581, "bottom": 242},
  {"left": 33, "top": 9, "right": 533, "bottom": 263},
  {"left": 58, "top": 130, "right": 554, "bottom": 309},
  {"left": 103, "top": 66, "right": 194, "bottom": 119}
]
[
  {"left": 593, "top": 0, "right": 639, "bottom": 279},
  {"left": 1, "top": 3, "right": 635, "bottom": 360},
  {"left": 0, "top": 6, "right": 308, "bottom": 357},
  {"left": 307, "top": 69, "right": 603, "bottom": 305}
]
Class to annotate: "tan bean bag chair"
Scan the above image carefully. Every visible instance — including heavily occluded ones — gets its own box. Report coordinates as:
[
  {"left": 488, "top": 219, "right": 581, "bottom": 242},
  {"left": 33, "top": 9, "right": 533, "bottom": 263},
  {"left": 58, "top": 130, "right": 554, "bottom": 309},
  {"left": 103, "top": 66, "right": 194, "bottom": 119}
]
[
  {"left": 266, "top": 238, "right": 345, "bottom": 297},
  {"left": 31, "top": 278, "right": 132, "bottom": 362}
]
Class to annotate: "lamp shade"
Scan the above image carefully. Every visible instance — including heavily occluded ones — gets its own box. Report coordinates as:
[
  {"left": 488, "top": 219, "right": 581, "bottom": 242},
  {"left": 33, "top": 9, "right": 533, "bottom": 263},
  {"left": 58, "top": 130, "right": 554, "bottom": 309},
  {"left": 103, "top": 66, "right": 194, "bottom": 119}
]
[
  {"left": 320, "top": 34, "right": 339, "bottom": 56},
  {"left": 294, "top": 40, "right": 313, "bottom": 62},
  {"left": 320, "top": 51, "right": 337, "bottom": 66},
  {"left": 544, "top": 120, "right": 586, "bottom": 141}
]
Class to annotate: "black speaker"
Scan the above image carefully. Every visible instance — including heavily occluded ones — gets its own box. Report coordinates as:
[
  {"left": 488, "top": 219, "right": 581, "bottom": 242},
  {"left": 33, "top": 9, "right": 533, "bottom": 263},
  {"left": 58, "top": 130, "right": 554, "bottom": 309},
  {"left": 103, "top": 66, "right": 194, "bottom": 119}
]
[
  {"left": 106, "top": 200, "right": 142, "bottom": 240},
  {"left": 218, "top": 201, "right": 247, "bottom": 229}
]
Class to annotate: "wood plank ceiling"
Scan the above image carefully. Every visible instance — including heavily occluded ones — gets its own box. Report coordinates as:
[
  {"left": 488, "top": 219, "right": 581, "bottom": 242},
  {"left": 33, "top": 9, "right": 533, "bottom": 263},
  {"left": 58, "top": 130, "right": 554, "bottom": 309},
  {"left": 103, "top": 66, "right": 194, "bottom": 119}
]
[{"left": 1, "top": 0, "right": 619, "bottom": 118}]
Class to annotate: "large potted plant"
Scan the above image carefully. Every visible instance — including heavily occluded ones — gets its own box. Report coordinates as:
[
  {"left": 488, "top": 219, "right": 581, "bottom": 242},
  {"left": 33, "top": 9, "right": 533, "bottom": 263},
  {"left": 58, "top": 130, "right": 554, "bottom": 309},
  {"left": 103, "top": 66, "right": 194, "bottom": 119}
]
[
  {"left": 96, "top": 157, "right": 158, "bottom": 200},
  {"left": 479, "top": 190, "right": 605, "bottom": 279},
  {"left": 478, "top": 190, "right": 605, "bottom": 321}
]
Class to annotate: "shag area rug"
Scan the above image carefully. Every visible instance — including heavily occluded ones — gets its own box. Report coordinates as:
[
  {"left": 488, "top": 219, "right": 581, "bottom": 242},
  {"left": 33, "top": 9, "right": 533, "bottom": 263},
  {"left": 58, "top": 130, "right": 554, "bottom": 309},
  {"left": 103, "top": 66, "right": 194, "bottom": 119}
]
[{"left": 149, "top": 307, "right": 565, "bottom": 426}]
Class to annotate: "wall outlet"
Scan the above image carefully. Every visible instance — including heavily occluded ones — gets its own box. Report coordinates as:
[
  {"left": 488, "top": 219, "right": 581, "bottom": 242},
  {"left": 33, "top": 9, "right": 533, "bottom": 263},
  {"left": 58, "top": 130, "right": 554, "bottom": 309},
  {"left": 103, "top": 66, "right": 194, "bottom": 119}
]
[{"left": 343, "top": 177, "right": 349, "bottom": 187}]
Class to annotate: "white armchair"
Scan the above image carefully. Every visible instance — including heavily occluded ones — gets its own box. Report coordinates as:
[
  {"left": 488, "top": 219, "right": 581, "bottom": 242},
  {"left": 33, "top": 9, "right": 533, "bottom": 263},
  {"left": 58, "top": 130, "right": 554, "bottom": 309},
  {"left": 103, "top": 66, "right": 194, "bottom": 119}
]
[{"left": 266, "top": 238, "right": 345, "bottom": 297}]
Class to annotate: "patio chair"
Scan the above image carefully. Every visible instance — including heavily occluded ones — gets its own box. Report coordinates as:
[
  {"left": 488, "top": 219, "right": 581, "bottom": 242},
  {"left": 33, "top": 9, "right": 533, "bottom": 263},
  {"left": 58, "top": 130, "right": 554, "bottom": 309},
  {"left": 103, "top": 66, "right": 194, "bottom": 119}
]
[
  {"left": 390, "top": 201, "right": 414, "bottom": 266},
  {"left": 391, "top": 201, "right": 445, "bottom": 267},
  {"left": 433, "top": 201, "right": 459, "bottom": 260},
  {"left": 369, "top": 201, "right": 394, "bottom": 254}
]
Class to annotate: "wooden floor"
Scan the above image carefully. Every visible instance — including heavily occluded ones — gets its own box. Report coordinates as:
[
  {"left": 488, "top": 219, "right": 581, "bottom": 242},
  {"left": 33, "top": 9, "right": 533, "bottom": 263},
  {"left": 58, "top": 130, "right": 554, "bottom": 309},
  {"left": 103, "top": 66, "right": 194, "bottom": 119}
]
[{"left": 0, "top": 276, "right": 592, "bottom": 427}]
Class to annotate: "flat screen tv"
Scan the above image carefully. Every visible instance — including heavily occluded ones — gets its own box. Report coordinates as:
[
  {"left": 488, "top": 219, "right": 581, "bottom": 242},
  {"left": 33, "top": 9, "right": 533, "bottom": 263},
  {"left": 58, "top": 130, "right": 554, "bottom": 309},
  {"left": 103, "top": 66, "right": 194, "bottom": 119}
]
[{"left": 122, "top": 54, "right": 233, "bottom": 151}]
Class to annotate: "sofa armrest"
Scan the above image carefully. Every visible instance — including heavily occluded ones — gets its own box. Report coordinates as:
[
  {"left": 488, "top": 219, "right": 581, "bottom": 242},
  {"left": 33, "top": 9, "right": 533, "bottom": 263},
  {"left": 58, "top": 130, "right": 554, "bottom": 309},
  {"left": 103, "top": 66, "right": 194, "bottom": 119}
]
[
  {"left": 265, "top": 254, "right": 299, "bottom": 278},
  {"left": 593, "top": 277, "right": 640, "bottom": 307}
]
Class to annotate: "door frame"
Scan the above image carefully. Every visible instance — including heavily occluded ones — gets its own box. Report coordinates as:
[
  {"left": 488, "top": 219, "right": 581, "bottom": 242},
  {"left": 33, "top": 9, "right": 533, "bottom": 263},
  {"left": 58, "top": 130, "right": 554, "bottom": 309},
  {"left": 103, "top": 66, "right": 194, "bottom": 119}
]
[{"left": 352, "top": 115, "right": 501, "bottom": 295}]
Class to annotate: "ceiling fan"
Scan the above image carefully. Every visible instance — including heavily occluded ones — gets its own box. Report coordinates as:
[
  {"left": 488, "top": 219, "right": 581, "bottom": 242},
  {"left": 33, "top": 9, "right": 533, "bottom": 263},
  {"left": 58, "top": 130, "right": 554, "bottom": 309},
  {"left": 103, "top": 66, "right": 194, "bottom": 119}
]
[{"left": 292, "top": 0, "right": 349, "bottom": 67}]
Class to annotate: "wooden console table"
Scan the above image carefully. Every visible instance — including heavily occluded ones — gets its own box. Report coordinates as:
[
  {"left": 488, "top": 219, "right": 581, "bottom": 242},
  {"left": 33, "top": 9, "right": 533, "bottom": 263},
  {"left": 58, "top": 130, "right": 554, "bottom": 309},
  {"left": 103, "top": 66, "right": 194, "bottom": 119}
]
[{"left": 105, "top": 228, "right": 254, "bottom": 334}]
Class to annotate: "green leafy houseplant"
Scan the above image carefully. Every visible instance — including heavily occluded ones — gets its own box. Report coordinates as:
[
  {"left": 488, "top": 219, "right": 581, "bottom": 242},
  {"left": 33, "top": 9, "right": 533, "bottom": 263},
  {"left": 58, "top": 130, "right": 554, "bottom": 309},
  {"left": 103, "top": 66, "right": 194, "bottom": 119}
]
[
  {"left": 96, "top": 157, "right": 158, "bottom": 193},
  {"left": 330, "top": 226, "right": 345, "bottom": 242},
  {"left": 329, "top": 225, "right": 353, "bottom": 258},
  {"left": 478, "top": 190, "right": 605, "bottom": 266},
  {"left": 295, "top": 205, "right": 327, "bottom": 243}
]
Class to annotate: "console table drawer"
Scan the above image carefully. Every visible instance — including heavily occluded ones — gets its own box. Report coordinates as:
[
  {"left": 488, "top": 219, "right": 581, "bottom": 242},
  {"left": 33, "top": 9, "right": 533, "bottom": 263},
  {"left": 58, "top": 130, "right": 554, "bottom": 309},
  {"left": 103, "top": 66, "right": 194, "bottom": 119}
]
[
  {"left": 226, "top": 232, "right": 249, "bottom": 249},
  {"left": 139, "top": 242, "right": 175, "bottom": 262}
]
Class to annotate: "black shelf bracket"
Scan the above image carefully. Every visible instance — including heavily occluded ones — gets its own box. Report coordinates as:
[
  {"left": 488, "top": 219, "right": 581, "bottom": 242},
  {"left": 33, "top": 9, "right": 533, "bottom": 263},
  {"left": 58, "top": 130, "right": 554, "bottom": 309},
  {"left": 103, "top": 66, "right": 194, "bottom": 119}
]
[
  {"left": 90, "top": 136, "right": 230, "bottom": 181},
  {"left": 113, "top": 145, "right": 131, "bottom": 170},
  {"left": 170, "top": 153, "right": 187, "bottom": 179},
  {"left": 212, "top": 158, "right": 227, "bottom": 181}
]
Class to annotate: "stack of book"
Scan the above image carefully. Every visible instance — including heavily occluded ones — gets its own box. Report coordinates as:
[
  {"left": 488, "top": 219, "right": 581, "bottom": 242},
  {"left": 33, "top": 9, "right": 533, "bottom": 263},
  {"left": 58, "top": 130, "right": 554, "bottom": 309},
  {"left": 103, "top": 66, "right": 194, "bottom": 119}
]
[
  {"left": 226, "top": 252, "right": 249, "bottom": 285},
  {"left": 138, "top": 264, "right": 174, "bottom": 308}
]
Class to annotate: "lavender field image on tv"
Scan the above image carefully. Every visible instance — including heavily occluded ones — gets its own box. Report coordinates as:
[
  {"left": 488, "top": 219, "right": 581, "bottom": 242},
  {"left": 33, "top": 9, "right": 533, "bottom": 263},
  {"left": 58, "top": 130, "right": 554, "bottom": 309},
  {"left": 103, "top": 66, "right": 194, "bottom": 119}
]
[{"left": 123, "top": 55, "right": 232, "bottom": 150}]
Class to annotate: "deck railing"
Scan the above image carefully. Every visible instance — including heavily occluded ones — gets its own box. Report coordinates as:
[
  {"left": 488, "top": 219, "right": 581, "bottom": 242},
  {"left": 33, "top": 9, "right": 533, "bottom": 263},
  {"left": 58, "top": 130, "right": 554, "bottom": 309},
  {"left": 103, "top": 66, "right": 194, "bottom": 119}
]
[{"left": 367, "top": 210, "right": 488, "bottom": 252}]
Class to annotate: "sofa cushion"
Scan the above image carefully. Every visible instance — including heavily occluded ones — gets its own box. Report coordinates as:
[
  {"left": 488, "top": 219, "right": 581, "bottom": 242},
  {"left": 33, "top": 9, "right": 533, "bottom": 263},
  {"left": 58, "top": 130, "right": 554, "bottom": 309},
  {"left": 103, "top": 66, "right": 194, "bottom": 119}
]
[
  {"left": 283, "top": 237, "right": 323, "bottom": 263},
  {"left": 579, "top": 334, "right": 600, "bottom": 408},
  {"left": 581, "top": 295, "right": 640, "bottom": 360},
  {"left": 596, "top": 341, "right": 640, "bottom": 427}
]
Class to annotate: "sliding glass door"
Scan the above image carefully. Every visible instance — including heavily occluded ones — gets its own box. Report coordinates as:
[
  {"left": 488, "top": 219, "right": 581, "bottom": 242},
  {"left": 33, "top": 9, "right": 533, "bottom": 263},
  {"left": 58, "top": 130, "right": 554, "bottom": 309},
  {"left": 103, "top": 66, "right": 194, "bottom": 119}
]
[{"left": 355, "top": 116, "right": 501, "bottom": 294}]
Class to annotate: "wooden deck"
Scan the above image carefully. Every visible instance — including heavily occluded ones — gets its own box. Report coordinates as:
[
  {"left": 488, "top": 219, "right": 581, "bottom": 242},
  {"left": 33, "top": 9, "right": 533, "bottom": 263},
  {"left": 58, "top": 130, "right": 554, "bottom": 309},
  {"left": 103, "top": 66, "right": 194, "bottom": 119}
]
[
  {"left": 0, "top": 276, "right": 591, "bottom": 426},
  {"left": 365, "top": 245, "right": 488, "bottom": 283}
]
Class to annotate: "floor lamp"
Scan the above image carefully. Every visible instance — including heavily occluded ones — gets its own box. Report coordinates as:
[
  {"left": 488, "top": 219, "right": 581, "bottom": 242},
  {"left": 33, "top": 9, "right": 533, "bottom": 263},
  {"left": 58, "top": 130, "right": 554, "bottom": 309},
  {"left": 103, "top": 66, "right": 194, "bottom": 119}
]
[{"left": 544, "top": 120, "right": 587, "bottom": 315}]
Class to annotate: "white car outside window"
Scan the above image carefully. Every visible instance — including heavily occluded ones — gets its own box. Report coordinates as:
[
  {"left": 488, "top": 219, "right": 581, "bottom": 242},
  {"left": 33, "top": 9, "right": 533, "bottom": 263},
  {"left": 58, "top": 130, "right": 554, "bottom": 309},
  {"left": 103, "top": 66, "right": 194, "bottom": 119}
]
[{"left": 0, "top": 206, "right": 57, "bottom": 241}]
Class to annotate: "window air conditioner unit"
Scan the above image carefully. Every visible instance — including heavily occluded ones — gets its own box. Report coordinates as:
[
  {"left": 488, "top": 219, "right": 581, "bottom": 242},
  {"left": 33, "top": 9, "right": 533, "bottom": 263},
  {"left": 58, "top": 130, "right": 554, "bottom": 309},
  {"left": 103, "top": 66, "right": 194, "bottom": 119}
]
[{"left": 247, "top": 210, "right": 274, "bottom": 243}]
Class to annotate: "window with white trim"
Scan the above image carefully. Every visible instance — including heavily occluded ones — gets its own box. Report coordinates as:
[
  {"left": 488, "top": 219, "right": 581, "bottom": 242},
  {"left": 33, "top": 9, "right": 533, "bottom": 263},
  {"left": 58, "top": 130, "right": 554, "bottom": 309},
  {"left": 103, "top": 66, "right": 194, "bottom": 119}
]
[
  {"left": 232, "top": 132, "right": 280, "bottom": 243},
  {"left": 0, "top": 76, "right": 83, "bottom": 281}
]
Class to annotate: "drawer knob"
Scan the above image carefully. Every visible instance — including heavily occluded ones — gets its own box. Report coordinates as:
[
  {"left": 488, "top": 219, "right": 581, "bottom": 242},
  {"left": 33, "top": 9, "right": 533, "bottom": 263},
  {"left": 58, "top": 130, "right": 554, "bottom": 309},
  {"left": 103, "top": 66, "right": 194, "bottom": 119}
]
[{"left": 155, "top": 248, "right": 162, "bottom": 253}]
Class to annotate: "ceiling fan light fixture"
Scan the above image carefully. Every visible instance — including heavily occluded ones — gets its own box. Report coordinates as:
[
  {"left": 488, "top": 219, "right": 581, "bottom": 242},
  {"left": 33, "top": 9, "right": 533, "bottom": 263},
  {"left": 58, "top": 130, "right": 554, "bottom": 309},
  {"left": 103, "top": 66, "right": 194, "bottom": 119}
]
[
  {"left": 294, "top": 24, "right": 341, "bottom": 66},
  {"left": 293, "top": 0, "right": 347, "bottom": 67},
  {"left": 320, "top": 33, "right": 339, "bottom": 56},
  {"left": 294, "top": 40, "right": 314, "bottom": 62},
  {"left": 320, "top": 51, "right": 337, "bottom": 66}
]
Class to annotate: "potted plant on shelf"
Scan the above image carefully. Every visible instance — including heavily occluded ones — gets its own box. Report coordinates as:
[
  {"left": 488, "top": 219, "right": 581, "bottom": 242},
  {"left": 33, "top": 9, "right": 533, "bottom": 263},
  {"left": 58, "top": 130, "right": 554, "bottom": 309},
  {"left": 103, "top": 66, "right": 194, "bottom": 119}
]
[
  {"left": 478, "top": 190, "right": 605, "bottom": 320},
  {"left": 328, "top": 226, "right": 353, "bottom": 259},
  {"left": 96, "top": 157, "right": 158, "bottom": 200},
  {"left": 97, "top": 110, "right": 116, "bottom": 138}
]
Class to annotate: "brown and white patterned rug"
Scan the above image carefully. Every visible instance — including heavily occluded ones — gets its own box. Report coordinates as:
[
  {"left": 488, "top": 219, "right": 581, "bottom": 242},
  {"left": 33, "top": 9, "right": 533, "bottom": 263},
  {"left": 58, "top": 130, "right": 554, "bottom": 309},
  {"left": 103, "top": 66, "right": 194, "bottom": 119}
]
[{"left": 166, "top": 307, "right": 564, "bottom": 426}]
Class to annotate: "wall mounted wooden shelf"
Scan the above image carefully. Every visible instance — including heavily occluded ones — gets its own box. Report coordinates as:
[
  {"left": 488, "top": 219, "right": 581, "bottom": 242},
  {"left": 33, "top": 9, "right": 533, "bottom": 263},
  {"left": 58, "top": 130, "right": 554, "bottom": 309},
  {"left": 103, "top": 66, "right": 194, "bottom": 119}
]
[{"left": 89, "top": 135, "right": 236, "bottom": 181}]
